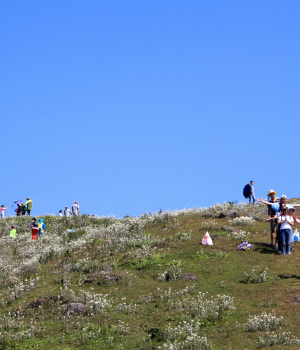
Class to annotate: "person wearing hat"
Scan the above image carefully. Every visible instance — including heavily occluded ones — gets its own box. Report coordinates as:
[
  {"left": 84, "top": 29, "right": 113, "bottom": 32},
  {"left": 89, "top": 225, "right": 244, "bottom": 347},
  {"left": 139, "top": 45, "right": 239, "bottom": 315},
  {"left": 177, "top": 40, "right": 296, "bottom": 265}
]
[
  {"left": 267, "top": 190, "right": 279, "bottom": 248},
  {"left": 258, "top": 195, "right": 300, "bottom": 210},
  {"left": 23, "top": 197, "right": 33, "bottom": 216},
  {"left": 72, "top": 201, "right": 80, "bottom": 216}
]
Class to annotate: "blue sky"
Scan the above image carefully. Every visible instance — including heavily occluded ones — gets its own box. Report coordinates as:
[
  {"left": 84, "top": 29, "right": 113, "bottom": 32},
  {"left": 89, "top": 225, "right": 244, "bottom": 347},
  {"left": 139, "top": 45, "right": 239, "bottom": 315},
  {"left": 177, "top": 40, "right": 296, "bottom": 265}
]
[{"left": 1, "top": 1, "right": 300, "bottom": 217}]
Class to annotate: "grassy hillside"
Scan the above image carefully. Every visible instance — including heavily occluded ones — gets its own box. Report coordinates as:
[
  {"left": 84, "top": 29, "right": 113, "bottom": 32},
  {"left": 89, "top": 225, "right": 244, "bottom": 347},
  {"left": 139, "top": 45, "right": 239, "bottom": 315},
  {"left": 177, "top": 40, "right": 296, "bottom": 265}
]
[{"left": 1, "top": 201, "right": 300, "bottom": 349}]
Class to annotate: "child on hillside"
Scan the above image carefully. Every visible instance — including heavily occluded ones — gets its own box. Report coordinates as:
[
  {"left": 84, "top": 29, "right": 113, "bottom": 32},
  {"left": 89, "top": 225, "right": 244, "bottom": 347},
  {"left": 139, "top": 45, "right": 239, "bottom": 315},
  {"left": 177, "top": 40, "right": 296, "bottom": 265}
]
[
  {"left": 9, "top": 226, "right": 16, "bottom": 238},
  {"left": 58, "top": 210, "right": 63, "bottom": 217},
  {"left": 1, "top": 205, "right": 7, "bottom": 219},
  {"left": 38, "top": 218, "right": 46, "bottom": 237}
]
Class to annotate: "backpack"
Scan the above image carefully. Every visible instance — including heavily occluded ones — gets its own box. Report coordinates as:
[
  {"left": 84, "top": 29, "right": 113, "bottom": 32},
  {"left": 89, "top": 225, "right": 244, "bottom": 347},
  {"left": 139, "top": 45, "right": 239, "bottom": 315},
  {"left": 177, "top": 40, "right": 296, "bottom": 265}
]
[
  {"left": 243, "top": 184, "right": 252, "bottom": 199},
  {"left": 38, "top": 223, "right": 44, "bottom": 231}
]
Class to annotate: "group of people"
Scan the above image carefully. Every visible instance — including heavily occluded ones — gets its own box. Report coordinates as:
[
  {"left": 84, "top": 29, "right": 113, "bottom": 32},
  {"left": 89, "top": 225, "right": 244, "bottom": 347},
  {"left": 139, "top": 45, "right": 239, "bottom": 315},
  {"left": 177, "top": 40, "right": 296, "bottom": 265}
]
[
  {"left": 0, "top": 198, "right": 81, "bottom": 219},
  {"left": 243, "top": 181, "right": 300, "bottom": 255},
  {"left": 257, "top": 191, "right": 300, "bottom": 255},
  {"left": 59, "top": 202, "right": 80, "bottom": 217},
  {"left": 9, "top": 217, "right": 46, "bottom": 241},
  {"left": 4, "top": 199, "right": 80, "bottom": 240},
  {"left": 14, "top": 197, "right": 33, "bottom": 216}
]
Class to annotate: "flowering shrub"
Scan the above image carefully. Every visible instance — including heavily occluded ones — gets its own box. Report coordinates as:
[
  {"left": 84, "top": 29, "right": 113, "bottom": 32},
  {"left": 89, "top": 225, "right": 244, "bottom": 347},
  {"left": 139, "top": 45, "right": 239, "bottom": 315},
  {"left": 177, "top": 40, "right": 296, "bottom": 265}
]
[
  {"left": 244, "top": 312, "right": 283, "bottom": 332},
  {"left": 116, "top": 298, "right": 139, "bottom": 314},
  {"left": 111, "top": 320, "right": 133, "bottom": 335},
  {"left": 227, "top": 230, "right": 249, "bottom": 241},
  {"left": 243, "top": 267, "right": 268, "bottom": 284},
  {"left": 257, "top": 332, "right": 300, "bottom": 348},
  {"left": 200, "top": 220, "right": 218, "bottom": 230},
  {"left": 158, "top": 335, "right": 212, "bottom": 349},
  {"left": 230, "top": 216, "right": 255, "bottom": 226},
  {"left": 158, "top": 261, "right": 183, "bottom": 282},
  {"left": 168, "top": 292, "right": 235, "bottom": 323},
  {"left": 163, "top": 321, "right": 202, "bottom": 341},
  {"left": 69, "top": 290, "right": 112, "bottom": 315}
]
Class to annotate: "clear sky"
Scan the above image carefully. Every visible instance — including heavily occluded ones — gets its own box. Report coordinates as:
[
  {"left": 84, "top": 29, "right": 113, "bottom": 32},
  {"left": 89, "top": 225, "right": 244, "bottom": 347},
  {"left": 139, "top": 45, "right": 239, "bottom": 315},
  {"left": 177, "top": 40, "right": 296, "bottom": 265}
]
[{"left": 1, "top": 1, "right": 300, "bottom": 217}]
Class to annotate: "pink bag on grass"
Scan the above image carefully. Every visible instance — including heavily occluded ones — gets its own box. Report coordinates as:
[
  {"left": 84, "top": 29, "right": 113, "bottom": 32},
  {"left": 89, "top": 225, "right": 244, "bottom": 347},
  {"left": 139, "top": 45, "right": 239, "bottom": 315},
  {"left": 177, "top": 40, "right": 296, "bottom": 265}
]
[{"left": 202, "top": 232, "right": 213, "bottom": 245}]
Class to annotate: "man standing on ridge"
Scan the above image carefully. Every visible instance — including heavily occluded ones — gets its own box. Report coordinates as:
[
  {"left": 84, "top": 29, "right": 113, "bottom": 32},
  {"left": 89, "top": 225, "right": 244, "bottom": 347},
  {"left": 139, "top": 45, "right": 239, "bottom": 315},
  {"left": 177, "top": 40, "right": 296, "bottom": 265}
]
[
  {"left": 243, "top": 181, "right": 255, "bottom": 205},
  {"left": 23, "top": 197, "right": 33, "bottom": 216},
  {"left": 72, "top": 202, "right": 80, "bottom": 215}
]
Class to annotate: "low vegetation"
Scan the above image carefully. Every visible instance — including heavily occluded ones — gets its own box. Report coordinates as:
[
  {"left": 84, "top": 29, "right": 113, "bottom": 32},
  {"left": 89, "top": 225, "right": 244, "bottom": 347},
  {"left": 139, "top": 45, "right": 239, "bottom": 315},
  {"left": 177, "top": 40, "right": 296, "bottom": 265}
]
[{"left": 0, "top": 200, "right": 300, "bottom": 349}]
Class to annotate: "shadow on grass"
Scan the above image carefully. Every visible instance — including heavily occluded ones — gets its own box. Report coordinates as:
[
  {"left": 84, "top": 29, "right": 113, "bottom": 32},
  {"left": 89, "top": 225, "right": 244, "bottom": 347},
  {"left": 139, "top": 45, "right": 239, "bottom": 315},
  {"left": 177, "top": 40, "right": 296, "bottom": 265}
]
[
  {"left": 277, "top": 273, "right": 300, "bottom": 280},
  {"left": 252, "top": 242, "right": 276, "bottom": 254}
]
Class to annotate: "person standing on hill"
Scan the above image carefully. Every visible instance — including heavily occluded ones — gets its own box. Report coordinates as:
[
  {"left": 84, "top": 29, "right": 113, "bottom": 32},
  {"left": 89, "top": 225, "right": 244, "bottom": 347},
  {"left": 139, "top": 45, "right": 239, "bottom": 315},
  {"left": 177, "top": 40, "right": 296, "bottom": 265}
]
[
  {"left": 64, "top": 206, "right": 72, "bottom": 217},
  {"left": 243, "top": 181, "right": 255, "bottom": 204},
  {"left": 72, "top": 202, "right": 80, "bottom": 215},
  {"left": 278, "top": 207, "right": 294, "bottom": 255},
  {"left": 30, "top": 218, "right": 38, "bottom": 240},
  {"left": 30, "top": 217, "right": 38, "bottom": 229},
  {"left": 23, "top": 197, "right": 33, "bottom": 216},
  {"left": 0, "top": 205, "right": 7, "bottom": 219},
  {"left": 267, "top": 190, "right": 279, "bottom": 247},
  {"left": 38, "top": 218, "right": 45, "bottom": 237}
]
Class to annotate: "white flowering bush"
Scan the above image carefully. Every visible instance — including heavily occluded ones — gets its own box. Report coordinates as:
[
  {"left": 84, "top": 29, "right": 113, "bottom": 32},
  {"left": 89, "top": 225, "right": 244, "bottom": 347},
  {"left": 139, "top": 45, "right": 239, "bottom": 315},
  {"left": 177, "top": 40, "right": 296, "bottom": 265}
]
[
  {"left": 227, "top": 230, "right": 249, "bottom": 241},
  {"left": 163, "top": 321, "right": 202, "bottom": 341},
  {"left": 111, "top": 320, "right": 132, "bottom": 335},
  {"left": 69, "top": 290, "right": 112, "bottom": 315},
  {"left": 230, "top": 216, "right": 255, "bottom": 226},
  {"left": 115, "top": 298, "right": 139, "bottom": 314},
  {"left": 200, "top": 220, "right": 218, "bottom": 230},
  {"left": 159, "top": 335, "right": 212, "bottom": 349},
  {"left": 244, "top": 312, "right": 283, "bottom": 332},
  {"left": 243, "top": 267, "right": 268, "bottom": 284},
  {"left": 168, "top": 292, "right": 235, "bottom": 322},
  {"left": 257, "top": 332, "right": 300, "bottom": 348}
]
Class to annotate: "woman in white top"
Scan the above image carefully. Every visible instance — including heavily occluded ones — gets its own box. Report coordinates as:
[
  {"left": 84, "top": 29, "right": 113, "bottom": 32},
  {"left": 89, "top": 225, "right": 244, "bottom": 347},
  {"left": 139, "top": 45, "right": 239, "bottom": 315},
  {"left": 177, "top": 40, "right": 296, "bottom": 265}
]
[{"left": 277, "top": 207, "right": 294, "bottom": 255}]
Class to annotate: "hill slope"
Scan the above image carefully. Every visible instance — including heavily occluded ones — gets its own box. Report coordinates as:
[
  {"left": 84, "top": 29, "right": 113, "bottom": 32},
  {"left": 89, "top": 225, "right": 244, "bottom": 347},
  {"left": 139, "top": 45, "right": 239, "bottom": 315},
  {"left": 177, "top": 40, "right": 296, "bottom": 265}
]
[{"left": 1, "top": 201, "right": 300, "bottom": 349}]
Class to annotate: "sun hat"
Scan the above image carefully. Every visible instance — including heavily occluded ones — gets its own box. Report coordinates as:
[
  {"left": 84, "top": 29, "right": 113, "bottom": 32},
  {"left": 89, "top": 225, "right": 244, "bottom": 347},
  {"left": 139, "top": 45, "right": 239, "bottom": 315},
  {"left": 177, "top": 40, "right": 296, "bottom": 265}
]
[
  {"left": 75, "top": 202, "right": 78, "bottom": 204},
  {"left": 267, "top": 190, "right": 277, "bottom": 197},
  {"left": 286, "top": 205, "right": 295, "bottom": 210},
  {"left": 281, "top": 195, "right": 287, "bottom": 199}
]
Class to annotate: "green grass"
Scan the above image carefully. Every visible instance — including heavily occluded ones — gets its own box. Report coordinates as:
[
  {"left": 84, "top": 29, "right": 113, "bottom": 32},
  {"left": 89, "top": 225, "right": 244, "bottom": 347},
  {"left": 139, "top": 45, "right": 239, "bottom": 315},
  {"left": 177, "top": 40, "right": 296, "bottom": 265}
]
[{"left": 1, "top": 203, "right": 300, "bottom": 349}]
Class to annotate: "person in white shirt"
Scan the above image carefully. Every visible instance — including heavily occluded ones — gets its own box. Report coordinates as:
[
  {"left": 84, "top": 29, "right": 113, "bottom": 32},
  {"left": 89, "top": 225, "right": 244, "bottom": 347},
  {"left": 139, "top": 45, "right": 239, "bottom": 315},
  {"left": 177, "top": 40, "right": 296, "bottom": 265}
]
[
  {"left": 278, "top": 207, "right": 294, "bottom": 255},
  {"left": 64, "top": 206, "right": 73, "bottom": 217},
  {"left": 58, "top": 210, "right": 63, "bottom": 217},
  {"left": 72, "top": 202, "right": 80, "bottom": 215}
]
